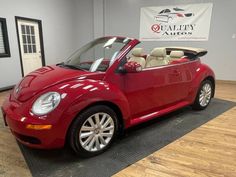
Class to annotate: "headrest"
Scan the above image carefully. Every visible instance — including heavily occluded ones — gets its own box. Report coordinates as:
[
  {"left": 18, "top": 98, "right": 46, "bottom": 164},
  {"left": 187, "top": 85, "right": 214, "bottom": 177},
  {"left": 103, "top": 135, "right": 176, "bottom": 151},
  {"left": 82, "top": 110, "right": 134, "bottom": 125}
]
[
  {"left": 170, "top": 51, "right": 184, "bottom": 58},
  {"left": 150, "top": 48, "right": 166, "bottom": 57},
  {"left": 132, "top": 48, "right": 143, "bottom": 57}
]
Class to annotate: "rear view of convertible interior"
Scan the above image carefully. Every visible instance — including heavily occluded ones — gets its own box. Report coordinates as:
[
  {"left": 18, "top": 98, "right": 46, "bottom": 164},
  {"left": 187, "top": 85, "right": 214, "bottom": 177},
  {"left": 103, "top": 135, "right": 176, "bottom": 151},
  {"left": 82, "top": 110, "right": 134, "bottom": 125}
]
[{"left": 129, "top": 47, "right": 207, "bottom": 69}]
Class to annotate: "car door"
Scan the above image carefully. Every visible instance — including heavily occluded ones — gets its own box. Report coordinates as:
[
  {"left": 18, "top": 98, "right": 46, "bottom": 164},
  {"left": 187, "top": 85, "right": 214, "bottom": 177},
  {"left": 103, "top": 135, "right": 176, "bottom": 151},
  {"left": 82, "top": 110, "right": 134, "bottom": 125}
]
[{"left": 123, "top": 64, "right": 187, "bottom": 119}]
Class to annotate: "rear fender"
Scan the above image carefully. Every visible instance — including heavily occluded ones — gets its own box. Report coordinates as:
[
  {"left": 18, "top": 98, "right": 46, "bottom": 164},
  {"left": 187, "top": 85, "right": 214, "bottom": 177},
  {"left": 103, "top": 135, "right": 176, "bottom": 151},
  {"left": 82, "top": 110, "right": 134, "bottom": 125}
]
[{"left": 187, "top": 63, "right": 215, "bottom": 103}]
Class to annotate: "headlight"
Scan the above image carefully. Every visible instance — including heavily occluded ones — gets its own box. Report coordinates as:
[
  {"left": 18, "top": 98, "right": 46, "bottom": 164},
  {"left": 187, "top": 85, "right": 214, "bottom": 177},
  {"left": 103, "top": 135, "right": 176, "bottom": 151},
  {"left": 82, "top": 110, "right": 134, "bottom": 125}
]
[{"left": 32, "top": 92, "right": 61, "bottom": 115}]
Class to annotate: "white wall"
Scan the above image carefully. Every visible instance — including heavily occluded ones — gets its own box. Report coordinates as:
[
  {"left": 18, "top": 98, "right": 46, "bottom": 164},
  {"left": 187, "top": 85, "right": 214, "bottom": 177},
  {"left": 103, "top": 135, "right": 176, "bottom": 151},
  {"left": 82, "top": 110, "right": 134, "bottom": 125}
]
[
  {"left": 103, "top": 0, "right": 236, "bottom": 81},
  {"left": 72, "top": 0, "right": 94, "bottom": 48},
  {"left": 0, "top": 0, "right": 235, "bottom": 89},
  {"left": 93, "top": 0, "right": 104, "bottom": 39},
  {"left": 0, "top": 0, "right": 79, "bottom": 88}
]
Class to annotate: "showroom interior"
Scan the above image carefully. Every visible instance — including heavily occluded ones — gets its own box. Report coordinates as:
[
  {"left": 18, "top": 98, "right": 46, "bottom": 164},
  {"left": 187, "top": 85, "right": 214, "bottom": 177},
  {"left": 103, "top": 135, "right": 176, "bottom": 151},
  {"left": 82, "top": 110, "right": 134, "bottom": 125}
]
[{"left": 0, "top": 0, "right": 236, "bottom": 176}]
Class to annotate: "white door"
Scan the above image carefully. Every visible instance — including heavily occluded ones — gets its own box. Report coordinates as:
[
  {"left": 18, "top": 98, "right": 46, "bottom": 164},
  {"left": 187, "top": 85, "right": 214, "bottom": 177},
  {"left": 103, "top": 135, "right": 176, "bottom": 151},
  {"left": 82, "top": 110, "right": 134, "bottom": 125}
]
[{"left": 17, "top": 19, "right": 43, "bottom": 76}]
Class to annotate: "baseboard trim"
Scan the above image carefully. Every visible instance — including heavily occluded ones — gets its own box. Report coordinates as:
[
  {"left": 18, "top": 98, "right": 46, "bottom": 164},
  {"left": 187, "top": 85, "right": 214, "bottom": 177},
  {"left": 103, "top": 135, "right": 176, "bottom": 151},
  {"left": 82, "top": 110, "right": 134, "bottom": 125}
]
[
  {"left": 0, "top": 85, "right": 14, "bottom": 92},
  {"left": 216, "top": 80, "right": 236, "bottom": 85}
]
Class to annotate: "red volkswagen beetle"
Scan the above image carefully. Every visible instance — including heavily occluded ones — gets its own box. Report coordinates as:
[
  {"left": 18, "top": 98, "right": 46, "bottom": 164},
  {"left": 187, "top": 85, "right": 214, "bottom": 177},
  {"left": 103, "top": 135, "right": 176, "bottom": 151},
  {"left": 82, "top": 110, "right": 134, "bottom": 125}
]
[{"left": 1, "top": 36, "right": 215, "bottom": 157}]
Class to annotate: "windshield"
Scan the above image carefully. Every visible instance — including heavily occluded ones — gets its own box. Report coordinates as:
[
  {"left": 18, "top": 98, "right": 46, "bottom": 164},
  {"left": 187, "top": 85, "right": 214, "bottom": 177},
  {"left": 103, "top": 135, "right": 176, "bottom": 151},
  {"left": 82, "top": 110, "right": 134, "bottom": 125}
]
[{"left": 64, "top": 37, "right": 131, "bottom": 72}]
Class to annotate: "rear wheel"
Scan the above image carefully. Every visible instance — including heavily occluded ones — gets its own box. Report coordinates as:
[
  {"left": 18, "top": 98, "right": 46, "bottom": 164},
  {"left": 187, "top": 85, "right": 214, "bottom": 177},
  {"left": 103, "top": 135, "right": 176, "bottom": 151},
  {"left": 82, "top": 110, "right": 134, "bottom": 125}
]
[
  {"left": 192, "top": 80, "right": 213, "bottom": 110},
  {"left": 69, "top": 105, "right": 118, "bottom": 157}
]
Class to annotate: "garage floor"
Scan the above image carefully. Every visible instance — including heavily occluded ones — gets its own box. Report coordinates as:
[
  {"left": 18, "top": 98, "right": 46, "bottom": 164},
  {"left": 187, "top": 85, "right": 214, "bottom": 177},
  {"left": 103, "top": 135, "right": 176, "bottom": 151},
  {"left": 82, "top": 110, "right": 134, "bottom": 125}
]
[
  {"left": 0, "top": 82, "right": 236, "bottom": 177},
  {"left": 114, "top": 82, "right": 236, "bottom": 177}
]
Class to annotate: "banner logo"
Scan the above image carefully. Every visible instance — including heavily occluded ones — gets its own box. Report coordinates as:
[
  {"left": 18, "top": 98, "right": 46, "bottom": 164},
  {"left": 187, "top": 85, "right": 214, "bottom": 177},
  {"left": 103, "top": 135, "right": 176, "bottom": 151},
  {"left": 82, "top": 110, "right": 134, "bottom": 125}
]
[
  {"left": 140, "top": 3, "right": 213, "bottom": 41},
  {"left": 151, "top": 24, "right": 161, "bottom": 33},
  {"left": 154, "top": 7, "right": 194, "bottom": 23}
]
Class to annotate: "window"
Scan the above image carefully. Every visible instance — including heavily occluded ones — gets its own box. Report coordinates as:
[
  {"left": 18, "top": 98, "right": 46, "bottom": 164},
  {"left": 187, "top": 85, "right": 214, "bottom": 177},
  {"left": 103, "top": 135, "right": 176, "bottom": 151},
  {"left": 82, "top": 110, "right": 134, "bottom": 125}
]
[
  {"left": 164, "top": 9, "right": 171, "bottom": 13},
  {"left": 21, "top": 24, "right": 36, "bottom": 53},
  {"left": 65, "top": 37, "right": 130, "bottom": 72},
  {"left": 0, "top": 18, "right": 10, "bottom": 57},
  {"left": 173, "top": 7, "right": 184, "bottom": 12}
]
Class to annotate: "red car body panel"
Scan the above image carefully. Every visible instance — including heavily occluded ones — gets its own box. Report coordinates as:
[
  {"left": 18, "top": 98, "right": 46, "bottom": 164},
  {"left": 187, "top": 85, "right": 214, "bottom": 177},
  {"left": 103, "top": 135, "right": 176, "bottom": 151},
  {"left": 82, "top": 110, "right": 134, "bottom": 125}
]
[{"left": 1, "top": 37, "right": 215, "bottom": 149}]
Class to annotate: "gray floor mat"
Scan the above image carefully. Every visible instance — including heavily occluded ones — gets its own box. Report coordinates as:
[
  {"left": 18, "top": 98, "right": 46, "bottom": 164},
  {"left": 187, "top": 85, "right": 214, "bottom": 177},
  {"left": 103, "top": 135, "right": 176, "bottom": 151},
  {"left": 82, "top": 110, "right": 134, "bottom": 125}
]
[{"left": 17, "top": 98, "right": 235, "bottom": 177}]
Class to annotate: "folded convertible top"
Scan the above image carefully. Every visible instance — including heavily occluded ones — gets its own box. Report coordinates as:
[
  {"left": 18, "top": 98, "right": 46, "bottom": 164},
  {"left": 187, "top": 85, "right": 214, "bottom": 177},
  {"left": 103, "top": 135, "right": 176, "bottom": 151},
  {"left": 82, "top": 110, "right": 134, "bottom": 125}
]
[{"left": 166, "top": 47, "right": 207, "bottom": 59}]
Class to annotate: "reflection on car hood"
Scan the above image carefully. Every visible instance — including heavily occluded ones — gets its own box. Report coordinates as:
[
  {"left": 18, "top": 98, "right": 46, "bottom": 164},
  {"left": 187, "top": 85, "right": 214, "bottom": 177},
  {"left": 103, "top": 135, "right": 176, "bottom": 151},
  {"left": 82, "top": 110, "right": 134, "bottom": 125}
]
[{"left": 13, "top": 65, "right": 105, "bottom": 102}]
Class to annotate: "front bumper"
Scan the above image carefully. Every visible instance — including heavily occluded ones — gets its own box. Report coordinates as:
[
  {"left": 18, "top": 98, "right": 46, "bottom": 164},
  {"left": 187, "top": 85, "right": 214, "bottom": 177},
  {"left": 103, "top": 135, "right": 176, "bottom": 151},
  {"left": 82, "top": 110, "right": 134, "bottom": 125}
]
[{"left": 1, "top": 97, "right": 67, "bottom": 149}]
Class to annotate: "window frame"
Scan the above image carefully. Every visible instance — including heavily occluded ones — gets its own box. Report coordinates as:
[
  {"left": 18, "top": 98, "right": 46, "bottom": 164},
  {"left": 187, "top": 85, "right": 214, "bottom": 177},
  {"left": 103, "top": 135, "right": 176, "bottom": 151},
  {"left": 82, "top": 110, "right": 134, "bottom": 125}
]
[{"left": 0, "top": 17, "right": 11, "bottom": 58}]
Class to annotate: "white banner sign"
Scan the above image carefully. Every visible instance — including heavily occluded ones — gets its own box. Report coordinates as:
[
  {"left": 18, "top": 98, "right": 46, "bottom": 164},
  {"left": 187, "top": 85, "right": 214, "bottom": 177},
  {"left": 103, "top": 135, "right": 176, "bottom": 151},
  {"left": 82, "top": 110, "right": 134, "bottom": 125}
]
[{"left": 140, "top": 3, "right": 213, "bottom": 41}]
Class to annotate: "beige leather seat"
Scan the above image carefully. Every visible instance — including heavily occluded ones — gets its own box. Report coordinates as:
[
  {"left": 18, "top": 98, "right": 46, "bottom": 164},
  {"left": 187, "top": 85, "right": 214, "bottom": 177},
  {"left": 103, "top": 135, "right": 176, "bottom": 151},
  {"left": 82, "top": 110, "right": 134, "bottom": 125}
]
[
  {"left": 145, "top": 48, "right": 169, "bottom": 68},
  {"left": 169, "top": 51, "right": 184, "bottom": 61},
  {"left": 129, "top": 48, "right": 146, "bottom": 68}
]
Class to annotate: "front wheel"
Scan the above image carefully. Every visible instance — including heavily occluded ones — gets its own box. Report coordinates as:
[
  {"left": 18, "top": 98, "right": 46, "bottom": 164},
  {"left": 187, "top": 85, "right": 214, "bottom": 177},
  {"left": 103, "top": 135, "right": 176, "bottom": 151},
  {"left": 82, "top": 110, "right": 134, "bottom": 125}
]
[
  {"left": 69, "top": 105, "right": 118, "bottom": 157},
  {"left": 192, "top": 80, "right": 213, "bottom": 110}
]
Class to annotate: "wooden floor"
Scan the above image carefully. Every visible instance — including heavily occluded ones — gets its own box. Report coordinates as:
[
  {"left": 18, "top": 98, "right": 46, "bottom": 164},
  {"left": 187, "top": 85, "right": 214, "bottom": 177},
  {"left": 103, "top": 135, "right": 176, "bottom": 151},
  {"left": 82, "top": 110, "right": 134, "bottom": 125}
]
[
  {"left": 0, "top": 90, "right": 31, "bottom": 177},
  {"left": 0, "top": 82, "right": 235, "bottom": 177},
  {"left": 113, "top": 82, "right": 236, "bottom": 177}
]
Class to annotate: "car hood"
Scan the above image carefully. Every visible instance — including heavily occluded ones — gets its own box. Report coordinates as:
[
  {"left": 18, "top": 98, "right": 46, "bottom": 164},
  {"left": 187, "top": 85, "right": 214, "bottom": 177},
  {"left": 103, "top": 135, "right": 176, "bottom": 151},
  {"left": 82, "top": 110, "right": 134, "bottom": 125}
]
[{"left": 14, "top": 65, "right": 105, "bottom": 102}]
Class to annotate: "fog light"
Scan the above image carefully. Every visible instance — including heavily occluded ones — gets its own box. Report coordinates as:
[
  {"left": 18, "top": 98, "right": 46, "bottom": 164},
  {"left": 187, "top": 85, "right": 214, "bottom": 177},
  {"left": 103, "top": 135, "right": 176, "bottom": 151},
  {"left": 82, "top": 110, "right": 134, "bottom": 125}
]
[{"left": 26, "top": 124, "right": 52, "bottom": 130}]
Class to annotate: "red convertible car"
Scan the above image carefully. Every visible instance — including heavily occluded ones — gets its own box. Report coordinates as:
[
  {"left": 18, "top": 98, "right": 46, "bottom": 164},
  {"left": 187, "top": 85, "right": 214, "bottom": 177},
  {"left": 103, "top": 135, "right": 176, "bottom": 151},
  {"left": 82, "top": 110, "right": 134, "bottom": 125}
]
[{"left": 1, "top": 36, "right": 215, "bottom": 157}]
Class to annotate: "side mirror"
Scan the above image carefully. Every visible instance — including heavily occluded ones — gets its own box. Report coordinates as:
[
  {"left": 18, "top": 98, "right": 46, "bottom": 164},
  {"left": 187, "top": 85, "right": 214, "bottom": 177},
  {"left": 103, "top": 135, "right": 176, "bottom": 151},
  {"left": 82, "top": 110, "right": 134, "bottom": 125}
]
[{"left": 124, "top": 61, "right": 142, "bottom": 73}]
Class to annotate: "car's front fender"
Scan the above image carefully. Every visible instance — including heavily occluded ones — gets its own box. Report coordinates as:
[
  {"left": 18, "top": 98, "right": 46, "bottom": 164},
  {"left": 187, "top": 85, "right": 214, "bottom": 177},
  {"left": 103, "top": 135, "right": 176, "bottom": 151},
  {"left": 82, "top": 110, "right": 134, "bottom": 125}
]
[
  {"left": 68, "top": 82, "right": 130, "bottom": 117},
  {"left": 53, "top": 79, "right": 131, "bottom": 135}
]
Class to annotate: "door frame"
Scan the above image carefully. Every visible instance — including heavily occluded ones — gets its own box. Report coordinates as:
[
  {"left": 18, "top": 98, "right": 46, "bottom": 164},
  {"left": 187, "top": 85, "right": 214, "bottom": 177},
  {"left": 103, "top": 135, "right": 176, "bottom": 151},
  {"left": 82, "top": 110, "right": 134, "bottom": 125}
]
[{"left": 15, "top": 16, "right": 45, "bottom": 77}]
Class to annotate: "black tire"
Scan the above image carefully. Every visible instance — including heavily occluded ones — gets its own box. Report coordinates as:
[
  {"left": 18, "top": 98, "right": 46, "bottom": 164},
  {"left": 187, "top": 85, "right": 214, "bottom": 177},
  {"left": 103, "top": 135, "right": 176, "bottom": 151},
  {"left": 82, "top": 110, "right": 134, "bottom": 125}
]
[
  {"left": 192, "top": 80, "right": 213, "bottom": 110},
  {"left": 69, "top": 105, "right": 118, "bottom": 157}
]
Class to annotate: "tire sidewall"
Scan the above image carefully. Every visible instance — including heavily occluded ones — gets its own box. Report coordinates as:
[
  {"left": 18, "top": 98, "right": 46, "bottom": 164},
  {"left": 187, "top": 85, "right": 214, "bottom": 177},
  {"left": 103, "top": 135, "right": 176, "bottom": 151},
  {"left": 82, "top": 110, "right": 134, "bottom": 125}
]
[
  {"left": 193, "top": 80, "right": 213, "bottom": 110},
  {"left": 69, "top": 105, "right": 118, "bottom": 157}
]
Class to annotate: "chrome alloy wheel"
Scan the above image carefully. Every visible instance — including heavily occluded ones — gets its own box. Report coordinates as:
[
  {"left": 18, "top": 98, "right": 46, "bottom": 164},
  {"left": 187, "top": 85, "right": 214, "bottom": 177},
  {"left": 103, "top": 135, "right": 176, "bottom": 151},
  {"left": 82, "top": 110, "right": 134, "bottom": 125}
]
[
  {"left": 79, "top": 112, "right": 115, "bottom": 152},
  {"left": 199, "top": 83, "right": 212, "bottom": 107}
]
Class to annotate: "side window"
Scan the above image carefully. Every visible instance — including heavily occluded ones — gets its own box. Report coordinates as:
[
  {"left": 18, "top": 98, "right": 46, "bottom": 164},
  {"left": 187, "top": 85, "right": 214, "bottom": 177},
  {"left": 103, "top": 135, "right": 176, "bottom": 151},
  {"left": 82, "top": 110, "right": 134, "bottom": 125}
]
[
  {"left": 173, "top": 8, "right": 184, "bottom": 12},
  {"left": 164, "top": 9, "right": 171, "bottom": 13},
  {"left": 0, "top": 18, "right": 10, "bottom": 57}
]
